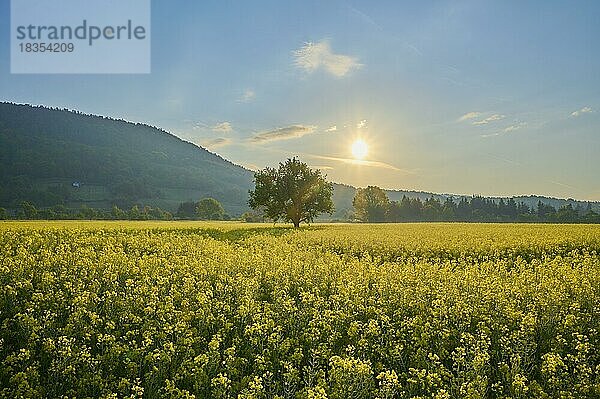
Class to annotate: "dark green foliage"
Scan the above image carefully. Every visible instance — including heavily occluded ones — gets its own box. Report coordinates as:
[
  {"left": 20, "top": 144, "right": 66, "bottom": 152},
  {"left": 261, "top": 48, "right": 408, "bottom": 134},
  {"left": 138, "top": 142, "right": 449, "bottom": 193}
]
[
  {"left": 111, "top": 205, "right": 127, "bottom": 219},
  {"left": 241, "top": 210, "right": 266, "bottom": 222},
  {"left": 249, "top": 158, "right": 334, "bottom": 227},
  {"left": 120, "top": 205, "right": 172, "bottom": 221},
  {"left": 176, "top": 201, "right": 199, "bottom": 219},
  {"left": 0, "top": 102, "right": 253, "bottom": 214},
  {"left": 9, "top": 204, "right": 172, "bottom": 220},
  {"left": 352, "top": 186, "right": 389, "bottom": 222},
  {"left": 354, "top": 188, "right": 600, "bottom": 223},
  {"left": 17, "top": 201, "right": 38, "bottom": 219},
  {"left": 78, "top": 205, "right": 101, "bottom": 220},
  {"left": 196, "top": 198, "right": 226, "bottom": 220},
  {"left": 175, "top": 199, "right": 228, "bottom": 220}
]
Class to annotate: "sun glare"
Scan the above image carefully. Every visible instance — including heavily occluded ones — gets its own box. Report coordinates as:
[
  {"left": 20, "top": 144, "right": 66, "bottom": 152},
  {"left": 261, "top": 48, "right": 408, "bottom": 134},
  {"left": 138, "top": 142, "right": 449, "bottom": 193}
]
[{"left": 351, "top": 139, "right": 368, "bottom": 160}]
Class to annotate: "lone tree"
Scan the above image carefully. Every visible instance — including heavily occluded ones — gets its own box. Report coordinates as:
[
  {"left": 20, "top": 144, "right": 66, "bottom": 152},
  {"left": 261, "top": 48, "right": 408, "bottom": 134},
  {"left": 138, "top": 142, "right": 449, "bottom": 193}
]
[
  {"left": 196, "top": 198, "right": 226, "bottom": 220},
  {"left": 249, "top": 158, "right": 334, "bottom": 227},
  {"left": 353, "top": 186, "right": 389, "bottom": 222}
]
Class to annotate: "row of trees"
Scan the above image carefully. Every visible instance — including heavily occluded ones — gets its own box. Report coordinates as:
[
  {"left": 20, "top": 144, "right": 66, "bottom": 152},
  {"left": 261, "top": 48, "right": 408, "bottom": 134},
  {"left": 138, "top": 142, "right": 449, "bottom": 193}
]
[
  {"left": 353, "top": 186, "right": 600, "bottom": 223},
  {"left": 0, "top": 198, "right": 233, "bottom": 221},
  {"left": 176, "top": 198, "right": 230, "bottom": 220},
  {"left": 0, "top": 202, "right": 175, "bottom": 221},
  {"left": 246, "top": 159, "right": 600, "bottom": 226},
  {"left": 3, "top": 158, "right": 598, "bottom": 225}
]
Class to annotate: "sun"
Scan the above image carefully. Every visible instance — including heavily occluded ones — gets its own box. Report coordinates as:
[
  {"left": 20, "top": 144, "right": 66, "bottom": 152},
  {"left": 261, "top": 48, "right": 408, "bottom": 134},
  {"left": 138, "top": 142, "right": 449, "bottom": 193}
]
[{"left": 351, "top": 139, "right": 368, "bottom": 160}]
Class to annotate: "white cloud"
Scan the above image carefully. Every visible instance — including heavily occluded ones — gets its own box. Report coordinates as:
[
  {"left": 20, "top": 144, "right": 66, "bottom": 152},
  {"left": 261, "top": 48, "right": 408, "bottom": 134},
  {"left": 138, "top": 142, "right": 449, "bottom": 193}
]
[
  {"left": 325, "top": 125, "right": 337, "bottom": 132},
  {"left": 357, "top": 119, "right": 367, "bottom": 129},
  {"left": 201, "top": 137, "right": 232, "bottom": 148},
  {"left": 250, "top": 125, "right": 317, "bottom": 143},
  {"left": 480, "top": 121, "right": 527, "bottom": 138},
  {"left": 473, "top": 114, "right": 505, "bottom": 125},
  {"left": 238, "top": 89, "right": 255, "bottom": 103},
  {"left": 293, "top": 40, "right": 361, "bottom": 77},
  {"left": 503, "top": 122, "right": 526, "bottom": 132},
  {"left": 309, "top": 154, "right": 409, "bottom": 172},
  {"left": 571, "top": 106, "right": 593, "bottom": 117},
  {"left": 191, "top": 121, "right": 209, "bottom": 131},
  {"left": 458, "top": 111, "right": 481, "bottom": 122},
  {"left": 212, "top": 122, "right": 232, "bottom": 133}
]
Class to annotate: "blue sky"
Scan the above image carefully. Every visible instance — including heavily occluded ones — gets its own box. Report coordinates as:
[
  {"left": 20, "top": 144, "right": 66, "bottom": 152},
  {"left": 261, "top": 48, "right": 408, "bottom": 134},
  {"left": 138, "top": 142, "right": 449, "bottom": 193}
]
[{"left": 1, "top": 0, "right": 599, "bottom": 200}]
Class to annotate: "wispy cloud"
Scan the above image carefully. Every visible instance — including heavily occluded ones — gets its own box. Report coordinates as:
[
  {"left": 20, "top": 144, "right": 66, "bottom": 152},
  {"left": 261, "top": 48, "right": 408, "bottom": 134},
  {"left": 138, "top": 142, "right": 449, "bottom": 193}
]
[
  {"left": 480, "top": 132, "right": 500, "bottom": 138},
  {"left": 357, "top": 119, "right": 367, "bottom": 129},
  {"left": 190, "top": 121, "right": 233, "bottom": 133},
  {"left": 549, "top": 180, "right": 580, "bottom": 191},
  {"left": 191, "top": 121, "right": 210, "bottom": 131},
  {"left": 250, "top": 146, "right": 418, "bottom": 175},
  {"left": 571, "top": 106, "right": 593, "bottom": 117},
  {"left": 212, "top": 122, "right": 232, "bottom": 133},
  {"left": 458, "top": 111, "right": 481, "bottom": 122},
  {"left": 307, "top": 154, "right": 411, "bottom": 173},
  {"left": 293, "top": 40, "right": 361, "bottom": 77},
  {"left": 484, "top": 152, "right": 522, "bottom": 166},
  {"left": 480, "top": 121, "right": 527, "bottom": 138},
  {"left": 325, "top": 125, "right": 337, "bottom": 132},
  {"left": 250, "top": 125, "right": 317, "bottom": 143},
  {"left": 473, "top": 114, "right": 505, "bottom": 125},
  {"left": 503, "top": 122, "right": 526, "bottom": 132},
  {"left": 201, "top": 137, "right": 232, "bottom": 148},
  {"left": 238, "top": 89, "right": 255, "bottom": 103}
]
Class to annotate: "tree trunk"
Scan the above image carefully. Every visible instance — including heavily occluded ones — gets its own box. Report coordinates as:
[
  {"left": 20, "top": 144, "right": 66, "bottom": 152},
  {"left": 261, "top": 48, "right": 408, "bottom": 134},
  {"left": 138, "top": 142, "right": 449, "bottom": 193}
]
[{"left": 291, "top": 204, "right": 301, "bottom": 228}]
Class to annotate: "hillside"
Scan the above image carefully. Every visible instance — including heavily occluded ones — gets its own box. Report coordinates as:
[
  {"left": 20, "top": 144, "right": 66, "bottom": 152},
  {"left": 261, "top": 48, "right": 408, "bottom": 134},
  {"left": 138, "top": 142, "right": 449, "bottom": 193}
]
[
  {"left": 1, "top": 102, "right": 597, "bottom": 218},
  {"left": 0, "top": 103, "right": 254, "bottom": 215}
]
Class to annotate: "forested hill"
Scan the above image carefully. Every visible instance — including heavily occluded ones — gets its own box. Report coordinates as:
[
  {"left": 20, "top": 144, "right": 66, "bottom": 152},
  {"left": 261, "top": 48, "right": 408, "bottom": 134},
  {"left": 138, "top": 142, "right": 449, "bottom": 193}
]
[{"left": 0, "top": 102, "right": 253, "bottom": 214}]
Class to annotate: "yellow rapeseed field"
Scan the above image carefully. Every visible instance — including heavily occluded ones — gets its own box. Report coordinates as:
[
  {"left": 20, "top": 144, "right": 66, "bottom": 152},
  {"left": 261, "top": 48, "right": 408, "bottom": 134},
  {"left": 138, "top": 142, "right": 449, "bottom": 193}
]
[{"left": 1, "top": 222, "right": 600, "bottom": 398}]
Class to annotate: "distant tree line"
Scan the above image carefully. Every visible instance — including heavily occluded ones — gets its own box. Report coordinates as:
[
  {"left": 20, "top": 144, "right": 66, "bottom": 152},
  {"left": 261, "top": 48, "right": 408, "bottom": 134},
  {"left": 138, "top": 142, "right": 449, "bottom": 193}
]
[
  {"left": 0, "top": 197, "right": 237, "bottom": 221},
  {"left": 176, "top": 198, "right": 230, "bottom": 220},
  {"left": 353, "top": 186, "right": 600, "bottom": 223},
  {"left": 0, "top": 202, "right": 173, "bottom": 221},
  {"left": 3, "top": 172, "right": 599, "bottom": 224}
]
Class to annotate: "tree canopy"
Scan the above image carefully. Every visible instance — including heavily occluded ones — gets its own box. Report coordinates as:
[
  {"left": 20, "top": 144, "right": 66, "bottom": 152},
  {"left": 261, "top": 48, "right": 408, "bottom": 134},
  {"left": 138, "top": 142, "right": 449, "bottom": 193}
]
[
  {"left": 352, "top": 186, "right": 600, "bottom": 223},
  {"left": 353, "top": 186, "right": 390, "bottom": 222},
  {"left": 249, "top": 158, "right": 334, "bottom": 227},
  {"left": 196, "top": 198, "right": 226, "bottom": 220}
]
